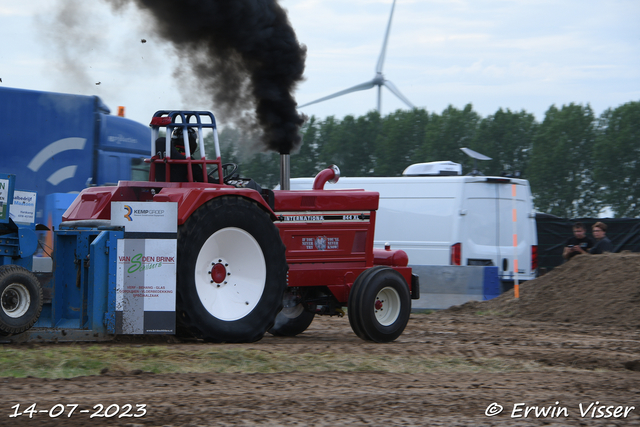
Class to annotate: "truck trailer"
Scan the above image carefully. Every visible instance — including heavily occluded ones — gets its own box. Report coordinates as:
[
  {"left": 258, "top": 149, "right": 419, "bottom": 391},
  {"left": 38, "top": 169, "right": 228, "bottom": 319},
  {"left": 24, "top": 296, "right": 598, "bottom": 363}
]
[{"left": 0, "top": 86, "right": 151, "bottom": 231}]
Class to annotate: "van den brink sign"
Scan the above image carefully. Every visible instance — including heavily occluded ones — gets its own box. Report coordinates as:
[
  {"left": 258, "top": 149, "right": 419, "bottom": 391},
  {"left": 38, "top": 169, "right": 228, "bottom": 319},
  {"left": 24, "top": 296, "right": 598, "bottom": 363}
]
[{"left": 112, "top": 202, "right": 178, "bottom": 334}]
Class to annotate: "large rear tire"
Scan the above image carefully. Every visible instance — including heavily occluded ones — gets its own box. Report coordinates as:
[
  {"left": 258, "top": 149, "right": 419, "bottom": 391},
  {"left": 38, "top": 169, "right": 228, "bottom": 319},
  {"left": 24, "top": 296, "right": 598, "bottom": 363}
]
[
  {"left": 0, "top": 265, "right": 43, "bottom": 336},
  {"left": 176, "top": 196, "right": 288, "bottom": 343},
  {"left": 348, "top": 267, "right": 411, "bottom": 343}
]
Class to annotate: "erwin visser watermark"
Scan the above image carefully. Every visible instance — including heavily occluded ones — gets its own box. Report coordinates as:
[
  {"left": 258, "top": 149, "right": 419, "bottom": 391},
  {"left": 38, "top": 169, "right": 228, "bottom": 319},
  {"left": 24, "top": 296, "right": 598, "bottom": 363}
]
[{"left": 485, "top": 401, "right": 635, "bottom": 419}]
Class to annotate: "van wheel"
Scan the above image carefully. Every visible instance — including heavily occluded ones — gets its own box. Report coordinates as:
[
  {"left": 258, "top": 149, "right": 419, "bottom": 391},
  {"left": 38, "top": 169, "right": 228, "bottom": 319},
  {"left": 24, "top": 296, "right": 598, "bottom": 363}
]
[
  {"left": 176, "top": 196, "right": 288, "bottom": 343},
  {"left": 0, "top": 265, "right": 43, "bottom": 336},
  {"left": 349, "top": 267, "right": 411, "bottom": 343}
]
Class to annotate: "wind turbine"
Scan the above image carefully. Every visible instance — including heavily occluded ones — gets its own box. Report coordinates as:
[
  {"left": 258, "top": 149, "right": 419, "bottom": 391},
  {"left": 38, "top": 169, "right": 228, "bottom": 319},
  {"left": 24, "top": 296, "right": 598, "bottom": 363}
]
[{"left": 297, "top": 0, "right": 414, "bottom": 114}]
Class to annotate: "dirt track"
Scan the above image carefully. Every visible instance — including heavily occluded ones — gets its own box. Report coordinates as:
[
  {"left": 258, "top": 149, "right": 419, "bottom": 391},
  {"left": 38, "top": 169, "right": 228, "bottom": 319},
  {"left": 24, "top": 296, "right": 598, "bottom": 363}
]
[
  {"left": 2, "top": 254, "right": 640, "bottom": 426},
  {"left": 2, "top": 311, "right": 639, "bottom": 426}
]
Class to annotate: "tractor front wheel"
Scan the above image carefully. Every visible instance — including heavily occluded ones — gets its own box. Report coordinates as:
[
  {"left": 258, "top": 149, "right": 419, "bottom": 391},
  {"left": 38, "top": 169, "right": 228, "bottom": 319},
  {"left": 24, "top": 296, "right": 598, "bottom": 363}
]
[
  {"left": 177, "top": 196, "right": 288, "bottom": 343},
  {"left": 348, "top": 267, "right": 411, "bottom": 343}
]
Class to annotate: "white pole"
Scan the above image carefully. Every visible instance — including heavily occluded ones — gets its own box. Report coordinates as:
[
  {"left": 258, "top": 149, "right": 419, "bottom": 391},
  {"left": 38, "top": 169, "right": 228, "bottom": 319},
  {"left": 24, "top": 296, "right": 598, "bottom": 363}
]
[
  {"left": 512, "top": 183, "right": 519, "bottom": 298},
  {"left": 213, "top": 128, "right": 221, "bottom": 159},
  {"left": 198, "top": 127, "right": 205, "bottom": 159},
  {"left": 182, "top": 128, "right": 191, "bottom": 158},
  {"left": 165, "top": 131, "right": 171, "bottom": 159},
  {"left": 151, "top": 127, "right": 158, "bottom": 156}
]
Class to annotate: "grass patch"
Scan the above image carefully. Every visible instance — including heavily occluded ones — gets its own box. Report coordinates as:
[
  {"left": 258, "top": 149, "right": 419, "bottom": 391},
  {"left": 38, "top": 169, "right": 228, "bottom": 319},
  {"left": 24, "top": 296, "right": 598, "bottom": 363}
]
[{"left": 0, "top": 345, "right": 552, "bottom": 379}]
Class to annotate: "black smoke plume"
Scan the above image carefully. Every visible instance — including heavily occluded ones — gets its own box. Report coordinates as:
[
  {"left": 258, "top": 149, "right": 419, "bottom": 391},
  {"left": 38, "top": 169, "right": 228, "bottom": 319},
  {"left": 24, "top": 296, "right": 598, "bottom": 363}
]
[{"left": 110, "top": 0, "right": 307, "bottom": 154}]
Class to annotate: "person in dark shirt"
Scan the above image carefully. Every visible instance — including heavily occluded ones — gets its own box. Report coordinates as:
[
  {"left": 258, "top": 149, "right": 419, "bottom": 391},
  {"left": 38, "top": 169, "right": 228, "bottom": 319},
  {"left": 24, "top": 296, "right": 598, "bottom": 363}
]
[
  {"left": 563, "top": 222, "right": 594, "bottom": 261},
  {"left": 570, "top": 221, "right": 614, "bottom": 256},
  {"left": 588, "top": 221, "right": 613, "bottom": 254}
]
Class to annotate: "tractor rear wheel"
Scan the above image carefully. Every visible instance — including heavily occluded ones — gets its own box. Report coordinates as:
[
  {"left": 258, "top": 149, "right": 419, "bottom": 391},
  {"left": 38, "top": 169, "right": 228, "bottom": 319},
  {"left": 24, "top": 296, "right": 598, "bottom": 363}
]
[
  {"left": 0, "top": 265, "right": 43, "bottom": 336},
  {"left": 176, "top": 196, "right": 287, "bottom": 343},
  {"left": 348, "top": 267, "right": 411, "bottom": 343}
]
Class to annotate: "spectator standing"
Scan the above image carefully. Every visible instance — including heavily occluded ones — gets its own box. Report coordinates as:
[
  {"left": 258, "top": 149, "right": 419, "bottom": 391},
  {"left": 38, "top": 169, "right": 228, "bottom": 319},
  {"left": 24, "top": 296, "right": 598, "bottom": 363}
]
[
  {"left": 563, "top": 222, "right": 594, "bottom": 260},
  {"left": 589, "top": 222, "right": 613, "bottom": 254}
]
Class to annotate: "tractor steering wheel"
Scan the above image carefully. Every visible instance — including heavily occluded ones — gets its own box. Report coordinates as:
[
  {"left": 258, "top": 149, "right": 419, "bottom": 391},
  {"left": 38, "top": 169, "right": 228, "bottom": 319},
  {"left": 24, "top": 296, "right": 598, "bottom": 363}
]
[{"left": 208, "top": 163, "right": 238, "bottom": 183}]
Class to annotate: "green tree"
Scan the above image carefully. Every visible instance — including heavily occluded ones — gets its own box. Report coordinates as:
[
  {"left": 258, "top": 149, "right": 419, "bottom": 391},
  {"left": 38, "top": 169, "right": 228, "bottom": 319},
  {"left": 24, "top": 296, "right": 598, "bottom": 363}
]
[
  {"left": 373, "top": 108, "right": 428, "bottom": 176},
  {"left": 290, "top": 116, "right": 321, "bottom": 178},
  {"left": 470, "top": 108, "right": 537, "bottom": 176},
  {"left": 593, "top": 101, "right": 640, "bottom": 217},
  {"left": 416, "top": 104, "right": 480, "bottom": 172},
  {"left": 241, "top": 152, "right": 281, "bottom": 188},
  {"left": 527, "top": 103, "right": 600, "bottom": 217},
  {"left": 214, "top": 127, "right": 281, "bottom": 188},
  {"left": 316, "top": 112, "right": 381, "bottom": 176},
  {"left": 211, "top": 126, "right": 241, "bottom": 163}
]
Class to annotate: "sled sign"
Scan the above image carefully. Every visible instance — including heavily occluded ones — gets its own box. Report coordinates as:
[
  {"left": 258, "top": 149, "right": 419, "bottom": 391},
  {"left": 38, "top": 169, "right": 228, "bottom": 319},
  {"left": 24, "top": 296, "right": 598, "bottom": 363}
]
[
  {"left": 112, "top": 202, "right": 178, "bottom": 335},
  {"left": 116, "top": 238, "right": 177, "bottom": 334}
]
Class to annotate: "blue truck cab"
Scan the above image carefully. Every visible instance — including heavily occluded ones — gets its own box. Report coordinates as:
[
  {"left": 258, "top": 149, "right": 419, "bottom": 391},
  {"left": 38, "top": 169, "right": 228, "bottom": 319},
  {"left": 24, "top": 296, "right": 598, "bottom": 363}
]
[{"left": 0, "top": 86, "right": 151, "bottom": 230}]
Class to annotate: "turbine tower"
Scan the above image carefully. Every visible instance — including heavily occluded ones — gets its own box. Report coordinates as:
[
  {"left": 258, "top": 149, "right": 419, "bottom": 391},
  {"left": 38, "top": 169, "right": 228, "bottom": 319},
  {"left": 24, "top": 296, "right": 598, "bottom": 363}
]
[{"left": 297, "top": 0, "right": 414, "bottom": 114}]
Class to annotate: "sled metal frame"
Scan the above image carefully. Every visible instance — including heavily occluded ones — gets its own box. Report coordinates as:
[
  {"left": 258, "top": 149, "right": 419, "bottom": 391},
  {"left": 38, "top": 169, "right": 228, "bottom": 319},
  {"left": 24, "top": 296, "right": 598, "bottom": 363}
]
[{"left": 5, "top": 226, "right": 123, "bottom": 343}]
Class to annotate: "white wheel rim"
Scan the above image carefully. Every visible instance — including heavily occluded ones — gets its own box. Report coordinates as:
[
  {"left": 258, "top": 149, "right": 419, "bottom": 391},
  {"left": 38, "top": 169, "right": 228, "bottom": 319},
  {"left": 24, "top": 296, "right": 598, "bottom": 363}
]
[
  {"left": 195, "top": 227, "right": 266, "bottom": 321},
  {"left": 374, "top": 286, "right": 401, "bottom": 326},
  {"left": 1, "top": 283, "right": 31, "bottom": 319}
]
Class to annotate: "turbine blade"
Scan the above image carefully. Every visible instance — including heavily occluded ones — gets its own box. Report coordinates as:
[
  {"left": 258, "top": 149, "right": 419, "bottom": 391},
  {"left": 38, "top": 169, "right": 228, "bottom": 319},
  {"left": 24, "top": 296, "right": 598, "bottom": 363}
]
[
  {"left": 383, "top": 80, "right": 415, "bottom": 109},
  {"left": 297, "top": 80, "right": 376, "bottom": 109},
  {"left": 376, "top": 0, "right": 397, "bottom": 74}
]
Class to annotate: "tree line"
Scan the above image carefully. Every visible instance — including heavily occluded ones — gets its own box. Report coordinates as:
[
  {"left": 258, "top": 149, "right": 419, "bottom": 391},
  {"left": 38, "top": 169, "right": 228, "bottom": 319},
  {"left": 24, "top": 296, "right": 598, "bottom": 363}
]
[{"left": 210, "top": 101, "right": 640, "bottom": 218}]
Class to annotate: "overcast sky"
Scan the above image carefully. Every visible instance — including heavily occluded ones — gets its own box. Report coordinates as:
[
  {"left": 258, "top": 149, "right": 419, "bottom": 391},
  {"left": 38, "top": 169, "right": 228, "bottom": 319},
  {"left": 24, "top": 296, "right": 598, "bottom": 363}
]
[{"left": 1, "top": 0, "right": 638, "bottom": 128}]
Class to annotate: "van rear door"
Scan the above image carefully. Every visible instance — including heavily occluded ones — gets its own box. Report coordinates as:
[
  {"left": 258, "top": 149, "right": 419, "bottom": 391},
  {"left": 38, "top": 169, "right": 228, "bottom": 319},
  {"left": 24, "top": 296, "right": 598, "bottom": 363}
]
[
  {"left": 460, "top": 178, "right": 534, "bottom": 281},
  {"left": 496, "top": 180, "right": 535, "bottom": 281}
]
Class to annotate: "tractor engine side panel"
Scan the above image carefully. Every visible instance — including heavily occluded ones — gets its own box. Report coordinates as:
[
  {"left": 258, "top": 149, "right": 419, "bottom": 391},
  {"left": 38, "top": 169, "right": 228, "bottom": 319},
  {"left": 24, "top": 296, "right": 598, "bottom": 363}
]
[
  {"left": 63, "top": 182, "right": 275, "bottom": 225},
  {"left": 274, "top": 189, "right": 381, "bottom": 298}
]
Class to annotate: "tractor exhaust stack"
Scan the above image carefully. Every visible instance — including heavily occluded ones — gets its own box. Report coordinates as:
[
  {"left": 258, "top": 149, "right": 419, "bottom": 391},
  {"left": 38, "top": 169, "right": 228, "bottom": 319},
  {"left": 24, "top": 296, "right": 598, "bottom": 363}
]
[{"left": 280, "top": 153, "right": 290, "bottom": 190}]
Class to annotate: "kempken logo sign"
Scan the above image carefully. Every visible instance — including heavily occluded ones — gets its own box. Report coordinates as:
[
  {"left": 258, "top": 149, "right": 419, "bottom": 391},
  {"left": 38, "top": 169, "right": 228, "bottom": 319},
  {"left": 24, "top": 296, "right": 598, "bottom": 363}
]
[{"left": 111, "top": 202, "right": 177, "bottom": 233}]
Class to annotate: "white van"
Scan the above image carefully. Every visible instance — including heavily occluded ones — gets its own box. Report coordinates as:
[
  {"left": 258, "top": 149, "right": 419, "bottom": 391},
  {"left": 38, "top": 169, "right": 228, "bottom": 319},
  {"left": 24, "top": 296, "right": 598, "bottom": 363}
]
[{"left": 289, "top": 161, "right": 538, "bottom": 289}]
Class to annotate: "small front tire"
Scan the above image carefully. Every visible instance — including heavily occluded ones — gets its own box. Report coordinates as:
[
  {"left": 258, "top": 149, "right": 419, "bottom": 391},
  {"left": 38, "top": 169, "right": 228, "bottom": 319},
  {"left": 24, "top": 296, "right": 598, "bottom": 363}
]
[
  {"left": 348, "top": 266, "right": 385, "bottom": 340},
  {"left": 349, "top": 267, "right": 411, "bottom": 343}
]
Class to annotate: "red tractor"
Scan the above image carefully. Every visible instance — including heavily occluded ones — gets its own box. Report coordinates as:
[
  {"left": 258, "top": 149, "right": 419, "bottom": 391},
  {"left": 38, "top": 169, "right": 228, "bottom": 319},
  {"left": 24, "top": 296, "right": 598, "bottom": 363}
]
[{"left": 63, "top": 111, "right": 419, "bottom": 343}]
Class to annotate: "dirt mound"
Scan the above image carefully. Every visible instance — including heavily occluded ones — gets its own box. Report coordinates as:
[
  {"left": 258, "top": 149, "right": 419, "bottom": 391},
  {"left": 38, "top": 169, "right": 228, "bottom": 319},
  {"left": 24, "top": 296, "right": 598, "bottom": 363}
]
[{"left": 448, "top": 252, "right": 640, "bottom": 328}]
